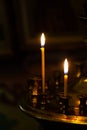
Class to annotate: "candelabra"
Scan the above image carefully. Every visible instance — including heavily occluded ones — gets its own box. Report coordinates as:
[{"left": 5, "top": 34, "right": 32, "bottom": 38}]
[{"left": 26, "top": 68, "right": 87, "bottom": 116}]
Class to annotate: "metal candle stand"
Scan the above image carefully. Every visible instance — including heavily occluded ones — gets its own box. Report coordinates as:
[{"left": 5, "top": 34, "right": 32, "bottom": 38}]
[
  {"left": 57, "top": 95, "right": 70, "bottom": 114},
  {"left": 27, "top": 75, "right": 87, "bottom": 116},
  {"left": 36, "top": 93, "right": 47, "bottom": 110},
  {"left": 78, "top": 95, "right": 87, "bottom": 115},
  {"left": 29, "top": 89, "right": 87, "bottom": 116}
]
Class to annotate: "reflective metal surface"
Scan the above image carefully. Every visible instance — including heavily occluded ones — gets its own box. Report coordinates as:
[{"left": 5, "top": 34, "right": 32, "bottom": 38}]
[{"left": 19, "top": 94, "right": 87, "bottom": 125}]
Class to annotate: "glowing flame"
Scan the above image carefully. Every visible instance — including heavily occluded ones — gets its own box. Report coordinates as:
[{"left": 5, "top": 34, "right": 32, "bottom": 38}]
[
  {"left": 64, "top": 58, "right": 68, "bottom": 74},
  {"left": 40, "top": 33, "right": 45, "bottom": 46}
]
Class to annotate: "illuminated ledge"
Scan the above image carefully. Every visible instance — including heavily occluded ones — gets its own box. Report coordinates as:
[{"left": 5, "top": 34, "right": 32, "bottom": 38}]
[{"left": 19, "top": 99, "right": 87, "bottom": 125}]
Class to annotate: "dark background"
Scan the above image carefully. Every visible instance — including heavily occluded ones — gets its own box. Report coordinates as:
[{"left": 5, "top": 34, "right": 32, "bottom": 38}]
[
  {"left": 0, "top": 0, "right": 87, "bottom": 82},
  {"left": 0, "top": 1, "right": 87, "bottom": 130},
  {"left": 0, "top": 0, "right": 87, "bottom": 54},
  {"left": 0, "top": 0, "right": 87, "bottom": 69}
]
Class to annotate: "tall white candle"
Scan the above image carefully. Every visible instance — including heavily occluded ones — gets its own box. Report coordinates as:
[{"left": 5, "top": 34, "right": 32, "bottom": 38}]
[
  {"left": 40, "top": 33, "right": 45, "bottom": 94},
  {"left": 64, "top": 58, "right": 68, "bottom": 97}
]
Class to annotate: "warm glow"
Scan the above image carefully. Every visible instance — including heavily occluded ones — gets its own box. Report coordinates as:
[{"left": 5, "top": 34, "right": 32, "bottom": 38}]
[
  {"left": 76, "top": 71, "right": 81, "bottom": 78},
  {"left": 64, "top": 58, "right": 68, "bottom": 74},
  {"left": 41, "top": 33, "right": 45, "bottom": 46},
  {"left": 84, "top": 79, "right": 87, "bottom": 82},
  {"left": 76, "top": 99, "right": 80, "bottom": 106}
]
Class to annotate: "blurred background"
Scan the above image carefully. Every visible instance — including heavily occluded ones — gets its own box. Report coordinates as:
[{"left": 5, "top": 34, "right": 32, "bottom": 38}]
[
  {"left": 0, "top": 0, "right": 87, "bottom": 101},
  {"left": 0, "top": 0, "right": 87, "bottom": 78},
  {"left": 0, "top": 0, "right": 87, "bottom": 129}
]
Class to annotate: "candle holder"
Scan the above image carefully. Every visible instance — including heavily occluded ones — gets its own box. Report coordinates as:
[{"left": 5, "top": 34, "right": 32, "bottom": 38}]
[
  {"left": 57, "top": 94, "right": 70, "bottom": 115},
  {"left": 27, "top": 75, "right": 49, "bottom": 109},
  {"left": 27, "top": 73, "right": 72, "bottom": 114},
  {"left": 78, "top": 95, "right": 87, "bottom": 115},
  {"left": 27, "top": 76, "right": 41, "bottom": 106},
  {"left": 26, "top": 64, "right": 87, "bottom": 116},
  {"left": 32, "top": 95, "right": 38, "bottom": 108},
  {"left": 37, "top": 93, "right": 47, "bottom": 110}
]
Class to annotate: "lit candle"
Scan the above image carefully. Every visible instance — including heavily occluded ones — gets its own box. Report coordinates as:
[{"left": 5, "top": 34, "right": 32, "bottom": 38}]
[
  {"left": 64, "top": 58, "right": 68, "bottom": 97},
  {"left": 40, "top": 33, "right": 45, "bottom": 94}
]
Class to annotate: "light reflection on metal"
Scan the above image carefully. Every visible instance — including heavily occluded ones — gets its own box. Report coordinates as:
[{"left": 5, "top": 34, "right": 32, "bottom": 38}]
[
  {"left": 19, "top": 102, "right": 87, "bottom": 125},
  {"left": 86, "top": 100, "right": 87, "bottom": 105},
  {"left": 76, "top": 71, "right": 81, "bottom": 78},
  {"left": 76, "top": 99, "right": 80, "bottom": 106},
  {"left": 83, "top": 79, "right": 87, "bottom": 82}
]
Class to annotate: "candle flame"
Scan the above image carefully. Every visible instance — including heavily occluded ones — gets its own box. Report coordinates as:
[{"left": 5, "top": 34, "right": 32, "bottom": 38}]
[
  {"left": 64, "top": 58, "right": 68, "bottom": 74},
  {"left": 41, "top": 33, "right": 45, "bottom": 46}
]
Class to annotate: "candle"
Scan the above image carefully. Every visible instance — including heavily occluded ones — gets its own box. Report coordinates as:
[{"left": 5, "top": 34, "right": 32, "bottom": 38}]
[
  {"left": 40, "top": 33, "right": 45, "bottom": 94},
  {"left": 64, "top": 58, "right": 68, "bottom": 97}
]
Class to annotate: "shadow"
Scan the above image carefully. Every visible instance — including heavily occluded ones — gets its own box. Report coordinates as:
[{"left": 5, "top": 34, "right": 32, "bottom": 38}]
[{"left": 0, "top": 112, "right": 18, "bottom": 130}]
